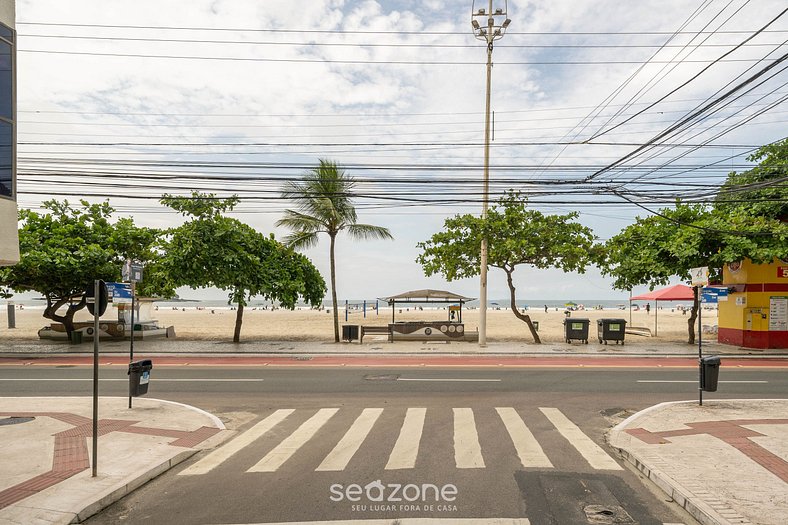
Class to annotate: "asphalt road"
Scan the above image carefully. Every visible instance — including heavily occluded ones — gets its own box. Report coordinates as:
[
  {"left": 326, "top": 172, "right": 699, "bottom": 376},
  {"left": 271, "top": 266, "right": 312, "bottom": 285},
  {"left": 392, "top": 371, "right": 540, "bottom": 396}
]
[{"left": 2, "top": 364, "right": 786, "bottom": 525}]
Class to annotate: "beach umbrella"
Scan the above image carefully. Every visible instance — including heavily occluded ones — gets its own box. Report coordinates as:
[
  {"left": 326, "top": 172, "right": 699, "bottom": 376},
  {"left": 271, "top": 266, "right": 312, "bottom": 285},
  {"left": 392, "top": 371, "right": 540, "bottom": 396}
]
[
  {"left": 565, "top": 301, "right": 577, "bottom": 307},
  {"left": 630, "top": 284, "right": 695, "bottom": 336}
]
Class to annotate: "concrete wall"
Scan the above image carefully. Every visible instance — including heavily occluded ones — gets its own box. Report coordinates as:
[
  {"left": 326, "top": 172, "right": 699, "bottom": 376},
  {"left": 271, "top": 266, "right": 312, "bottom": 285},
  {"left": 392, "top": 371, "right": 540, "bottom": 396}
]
[{"left": 0, "top": 0, "right": 17, "bottom": 266}]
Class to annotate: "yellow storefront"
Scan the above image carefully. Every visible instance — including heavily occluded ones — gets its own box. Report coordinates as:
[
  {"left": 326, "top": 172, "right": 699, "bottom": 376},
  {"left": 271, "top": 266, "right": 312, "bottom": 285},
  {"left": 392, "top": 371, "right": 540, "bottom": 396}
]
[{"left": 718, "top": 259, "right": 788, "bottom": 349}]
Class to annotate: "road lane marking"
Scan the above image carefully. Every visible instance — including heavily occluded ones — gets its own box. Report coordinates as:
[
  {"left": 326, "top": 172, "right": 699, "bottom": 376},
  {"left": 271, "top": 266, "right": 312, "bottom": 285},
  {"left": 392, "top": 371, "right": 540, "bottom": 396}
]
[
  {"left": 453, "top": 408, "right": 485, "bottom": 468},
  {"left": 247, "top": 408, "right": 339, "bottom": 472},
  {"left": 496, "top": 407, "right": 553, "bottom": 468},
  {"left": 0, "top": 378, "right": 265, "bottom": 382},
  {"left": 385, "top": 407, "right": 426, "bottom": 470},
  {"left": 637, "top": 380, "right": 767, "bottom": 383},
  {"left": 316, "top": 408, "right": 383, "bottom": 471},
  {"left": 179, "top": 409, "right": 293, "bottom": 476},
  {"left": 538, "top": 407, "right": 623, "bottom": 471},
  {"left": 396, "top": 378, "right": 502, "bottom": 382}
]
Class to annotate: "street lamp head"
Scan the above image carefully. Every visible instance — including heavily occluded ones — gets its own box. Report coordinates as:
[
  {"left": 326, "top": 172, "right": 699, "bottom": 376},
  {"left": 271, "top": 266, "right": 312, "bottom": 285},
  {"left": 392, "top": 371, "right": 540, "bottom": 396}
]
[
  {"left": 471, "top": 19, "right": 480, "bottom": 30},
  {"left": 502, "top": 18, "right": 511, "bottom": 29},
  {"left": 471, "top": 1, "right": 511, "bottom": 42}
]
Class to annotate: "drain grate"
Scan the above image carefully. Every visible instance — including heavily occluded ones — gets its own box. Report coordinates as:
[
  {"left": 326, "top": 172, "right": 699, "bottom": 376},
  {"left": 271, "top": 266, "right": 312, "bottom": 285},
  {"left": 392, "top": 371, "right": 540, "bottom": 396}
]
[
  {"left": 293, "top": 356, "right": 312, "bottom": 361},
  {"left": 583, "top": 504, "right": 635, "bottom": 524},
  {"left": 0, "top": 417, "right": 35, "bottom": 426},
  {"left": 364, "top": 374, "right": 400, "bottom": 381}
]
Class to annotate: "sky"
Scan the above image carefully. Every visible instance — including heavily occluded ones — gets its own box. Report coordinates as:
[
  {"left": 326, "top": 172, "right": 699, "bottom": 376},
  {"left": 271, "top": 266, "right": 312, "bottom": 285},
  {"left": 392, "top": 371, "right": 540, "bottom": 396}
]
[{"left": 11, "top": 0, "right": 788, "bottom": 303}]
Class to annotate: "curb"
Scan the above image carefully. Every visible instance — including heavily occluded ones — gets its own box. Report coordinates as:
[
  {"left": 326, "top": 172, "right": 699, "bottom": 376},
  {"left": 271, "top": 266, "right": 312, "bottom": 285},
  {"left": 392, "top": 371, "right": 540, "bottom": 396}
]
[
  {"left": 607, "top": 401, "right": 756, "bottom": 525},
  {"left": 74, "top": 449, "right": 197, "bottom": 523}
]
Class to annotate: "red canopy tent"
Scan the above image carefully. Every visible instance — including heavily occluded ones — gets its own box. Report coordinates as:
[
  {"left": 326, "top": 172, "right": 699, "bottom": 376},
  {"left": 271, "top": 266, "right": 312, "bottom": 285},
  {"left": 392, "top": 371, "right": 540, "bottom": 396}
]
[{"left": 631, "top": 284, "right": 695, "bottom": 336}]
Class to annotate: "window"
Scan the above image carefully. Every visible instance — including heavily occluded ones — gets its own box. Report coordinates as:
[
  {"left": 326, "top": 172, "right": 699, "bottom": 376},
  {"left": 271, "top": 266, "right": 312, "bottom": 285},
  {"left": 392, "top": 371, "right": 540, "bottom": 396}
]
[{"left": 0, "top": 24, "right": 14, "bottom": 199}]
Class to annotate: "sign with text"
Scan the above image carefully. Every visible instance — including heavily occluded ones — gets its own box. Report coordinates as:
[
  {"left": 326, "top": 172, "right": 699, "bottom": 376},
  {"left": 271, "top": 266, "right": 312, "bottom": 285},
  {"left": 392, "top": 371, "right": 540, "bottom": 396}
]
[
  {"left": 690, "top": 266, "right": 709, "bottom": 287},
  {"left": 778, "top": 266, "right": 788, "bottom": 278},
  {"left": 122, "top": 260, "right": 144, "bottom": 283}
]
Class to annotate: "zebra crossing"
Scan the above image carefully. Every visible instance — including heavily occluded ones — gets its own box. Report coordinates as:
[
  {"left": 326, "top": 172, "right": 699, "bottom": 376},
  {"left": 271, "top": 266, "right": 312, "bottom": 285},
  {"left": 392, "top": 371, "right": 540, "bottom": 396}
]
[{"left": 179, "top": 406, "right": 622, "bottom": 476}]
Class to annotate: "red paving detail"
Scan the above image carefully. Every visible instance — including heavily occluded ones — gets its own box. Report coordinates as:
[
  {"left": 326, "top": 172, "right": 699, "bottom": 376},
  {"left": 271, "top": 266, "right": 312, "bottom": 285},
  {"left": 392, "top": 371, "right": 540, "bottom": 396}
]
[
  {"left": 2, "top": 355, "right": 788, "bottom": 368},
  {"left": 0, "top": 412, "right": 221, "bottom": 510},
  {"left": 626, "top": 419, "right": 788, "bottom": 483}
]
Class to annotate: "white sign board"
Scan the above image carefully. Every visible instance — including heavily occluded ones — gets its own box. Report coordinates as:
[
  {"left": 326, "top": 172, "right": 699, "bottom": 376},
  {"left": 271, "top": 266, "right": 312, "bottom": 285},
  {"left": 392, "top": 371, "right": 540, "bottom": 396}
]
[
  {"left": 769, "top": 296, "right": 788, "bottom": 331},
  {"left": 690, "top": 266, "right": 709, "bottom": 287}
]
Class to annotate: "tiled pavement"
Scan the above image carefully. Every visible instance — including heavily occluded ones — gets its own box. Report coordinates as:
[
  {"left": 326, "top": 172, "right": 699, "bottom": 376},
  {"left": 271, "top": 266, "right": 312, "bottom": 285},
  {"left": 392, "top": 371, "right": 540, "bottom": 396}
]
[{"left": 0, "top": 397, "right": 226, "bottom": 524}]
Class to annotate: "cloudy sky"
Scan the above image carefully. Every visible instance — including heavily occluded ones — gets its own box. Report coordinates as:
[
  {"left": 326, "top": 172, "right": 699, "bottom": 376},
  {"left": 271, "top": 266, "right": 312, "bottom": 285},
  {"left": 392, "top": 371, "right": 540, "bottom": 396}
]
[{"left": 13, "top": 0, "right": 788, "bottom": 303}]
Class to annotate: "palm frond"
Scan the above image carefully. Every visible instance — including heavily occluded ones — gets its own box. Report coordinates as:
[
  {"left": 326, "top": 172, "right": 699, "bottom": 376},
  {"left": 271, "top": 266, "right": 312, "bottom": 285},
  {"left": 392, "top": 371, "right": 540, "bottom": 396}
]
[
  {"left": 282, "top": 231, "right": 321, "bottom": 250},
  {"left": 345, "top": 223, "right": 394, "bottom": 241}
]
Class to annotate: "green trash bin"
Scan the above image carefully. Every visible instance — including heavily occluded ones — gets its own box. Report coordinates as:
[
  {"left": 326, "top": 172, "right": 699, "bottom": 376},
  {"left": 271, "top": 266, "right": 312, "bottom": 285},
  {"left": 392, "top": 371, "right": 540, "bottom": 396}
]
[
  {"left": 563, "top": 318, "right": 589, "bottom": 344},
  {"left": 700, "top": 356, "right": 721, "bottom": 392},
  {"left": 70, "top": 330, "right": 83, "bottom": 344},
  {"left": 128, "top": 360, "right": 153, "bottom": 397}
]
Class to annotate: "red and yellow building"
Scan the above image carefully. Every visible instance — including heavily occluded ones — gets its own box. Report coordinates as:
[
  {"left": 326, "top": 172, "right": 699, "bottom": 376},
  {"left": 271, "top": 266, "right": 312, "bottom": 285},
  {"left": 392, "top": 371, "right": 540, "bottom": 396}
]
[{"left": 718, "top": 259, "right": 788, "bottom": 349}]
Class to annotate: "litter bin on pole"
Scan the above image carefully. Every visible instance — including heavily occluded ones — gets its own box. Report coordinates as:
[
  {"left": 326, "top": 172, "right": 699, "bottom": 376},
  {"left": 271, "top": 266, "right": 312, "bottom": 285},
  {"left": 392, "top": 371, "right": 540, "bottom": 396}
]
[
  {"left": 700, "top": 356, "right": 720, "bottom": 392},
  {"left": 597, "top": 318, "right": 627, "bottom": 345},
  {"left": 128, "top": 359, "right": 153, "bottom": 397},
  {"left": 563, "top": 318, "right": 590, "bottom": 344},
  {"left": 342, "top": 324, "right": 359, "bottom": 342}
]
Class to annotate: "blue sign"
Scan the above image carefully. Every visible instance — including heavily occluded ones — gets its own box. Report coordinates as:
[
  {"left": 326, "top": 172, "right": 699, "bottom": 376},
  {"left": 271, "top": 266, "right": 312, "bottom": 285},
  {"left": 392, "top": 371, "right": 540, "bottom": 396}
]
[
  {"left": 701, "top": 286, "right": 728, "bottom": 304},
  {"left": 105, "top": 282, "right": 132, "bottom": 303}
]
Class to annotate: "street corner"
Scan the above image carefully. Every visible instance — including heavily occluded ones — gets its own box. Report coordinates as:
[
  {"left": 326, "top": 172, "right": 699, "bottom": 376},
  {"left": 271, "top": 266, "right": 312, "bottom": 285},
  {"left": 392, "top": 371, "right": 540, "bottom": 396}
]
[
  {"left": 0, "top": 396, "right": 227, "bottom": 524},
  {"left": 608, "top": 399, "right": 788, "bottom": 525}
]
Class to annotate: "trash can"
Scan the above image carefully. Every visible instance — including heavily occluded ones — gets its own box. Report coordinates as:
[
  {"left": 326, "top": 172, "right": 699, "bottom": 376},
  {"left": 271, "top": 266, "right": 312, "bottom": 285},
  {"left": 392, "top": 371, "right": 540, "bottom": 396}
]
[
  {"left": 342, "top": 324, "right": 360, "bottom": 342},
  {"left": 532, "top": 321, "right": 539, "bottom": 332},
  {"left": 70, "top": 330, "right": 83, "bottom": 344},
  {"left": 700, "top": 356, "right": 721, "bottom": 392},
  {"left": 128, "top": 359, "right": 153, "bottom": 397},
  {"left": 563, "top": 318, "right": 590, "bottom": 344},
  {"left": 597, "top": 318, "right": 627, "bottom": 345}
]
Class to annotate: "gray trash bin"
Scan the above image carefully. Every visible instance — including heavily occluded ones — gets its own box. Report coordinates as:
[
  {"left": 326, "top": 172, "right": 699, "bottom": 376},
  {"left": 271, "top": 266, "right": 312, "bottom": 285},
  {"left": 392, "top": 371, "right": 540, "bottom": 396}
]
[
  {"left": 342, "top": 324, "right": 359, "bottom": 342},
  {"left": 563, "top": 318, "right": 590, "bottom": 344},
  {"left": 700, "top": 356, "right": 721, "bottom": 392},
  {"left": 128, "top": 359, "right": 153, "bottom": 397}
]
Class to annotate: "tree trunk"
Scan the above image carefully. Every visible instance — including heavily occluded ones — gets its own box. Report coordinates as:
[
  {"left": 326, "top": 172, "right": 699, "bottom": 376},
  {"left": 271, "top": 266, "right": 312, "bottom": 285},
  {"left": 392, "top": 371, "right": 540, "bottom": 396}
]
[
  {"left": 687, "top": 286, "right": 699, "bottom": 345},
  {"left": 329, "top": 233, "right": 339, "bottom": 343},
  {"left": 504, "top": 268, "right": 541, "bottom": 344},
  {"left": 44, "top": 295, "right": 85, "bottom": 338},
  {"left": 233, "top": 300, "right": 244, "bottom": 343}
]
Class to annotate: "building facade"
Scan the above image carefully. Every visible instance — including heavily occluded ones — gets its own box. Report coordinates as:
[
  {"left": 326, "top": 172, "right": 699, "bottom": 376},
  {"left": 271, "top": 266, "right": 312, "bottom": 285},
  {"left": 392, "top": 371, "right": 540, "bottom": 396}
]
[
  {"left": 0, "top": 0, "right": 17, "bottom": 266},
  {"left": 718, "top": 259, "right": 788, "bottom": 349}
]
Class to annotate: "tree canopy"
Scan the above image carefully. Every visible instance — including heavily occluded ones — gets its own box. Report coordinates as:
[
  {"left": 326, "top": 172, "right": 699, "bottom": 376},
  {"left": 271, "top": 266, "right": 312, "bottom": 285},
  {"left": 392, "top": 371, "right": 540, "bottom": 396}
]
[
  {"left": 417, "top": 192, "right": 598, "bottom": 343},
  {"left": 160, "top": 192, "right": 326, "bottom": 342},
  {"left": 276, "top": 159, "right": 392, "bottom": 342},
  {"left": 0, "top": 199, "right": 160, "bottom": 335},
  {"left": 603, "top": 139, "right": 788, "bottom": 343}
]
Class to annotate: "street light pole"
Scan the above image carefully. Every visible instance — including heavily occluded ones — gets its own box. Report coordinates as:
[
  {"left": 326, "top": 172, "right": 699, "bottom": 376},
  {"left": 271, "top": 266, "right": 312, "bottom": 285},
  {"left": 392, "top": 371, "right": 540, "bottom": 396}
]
[{"left": 472, "top": 1, "right": 511, "bottom": 347}]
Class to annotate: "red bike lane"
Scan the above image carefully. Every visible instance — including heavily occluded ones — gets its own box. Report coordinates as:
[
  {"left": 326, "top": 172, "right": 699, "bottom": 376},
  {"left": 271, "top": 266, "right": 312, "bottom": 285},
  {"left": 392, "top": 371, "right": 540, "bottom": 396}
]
[{"left": 1, "top": 355, "right": 787, "bottom": 368}]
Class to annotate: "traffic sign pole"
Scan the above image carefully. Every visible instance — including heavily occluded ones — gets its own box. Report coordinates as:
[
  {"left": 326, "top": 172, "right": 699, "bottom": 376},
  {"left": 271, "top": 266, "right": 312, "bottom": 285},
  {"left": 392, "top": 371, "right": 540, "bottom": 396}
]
[
  {"left": 129, "top": 281, "right": 135, "bottom": 409},
  {"left": 92, "top": 279, "right": 99, "bottom": 477}
]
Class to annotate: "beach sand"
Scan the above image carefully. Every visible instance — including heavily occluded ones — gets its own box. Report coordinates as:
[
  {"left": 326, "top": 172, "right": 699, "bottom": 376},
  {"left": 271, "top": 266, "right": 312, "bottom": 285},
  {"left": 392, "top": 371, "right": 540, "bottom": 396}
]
[{"left": 0, "top": 305, "right": 716, "bottom": 345}]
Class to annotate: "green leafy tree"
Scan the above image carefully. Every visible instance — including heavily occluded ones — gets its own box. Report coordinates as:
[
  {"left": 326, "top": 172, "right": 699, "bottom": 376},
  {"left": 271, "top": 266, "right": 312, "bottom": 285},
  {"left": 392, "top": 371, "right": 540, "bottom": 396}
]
[
  {"left": 603, "top": 140, "right": 788, "bottom": 344},
  {"left": 276, "top": 160, "right": 393, "bottom": 342},
  {"left": 160, "top": 192, "right": 326, "bottom": 343},
  {"left": 417, "top": 192, "right": 598, "bottom": 343},
  {"left": 0, "top": 200, "right": 160, "bottom": 336}
]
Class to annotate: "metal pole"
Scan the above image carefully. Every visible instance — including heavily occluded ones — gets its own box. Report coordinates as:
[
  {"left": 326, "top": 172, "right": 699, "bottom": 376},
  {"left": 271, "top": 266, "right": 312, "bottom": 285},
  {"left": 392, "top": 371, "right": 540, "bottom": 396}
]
[
  {"left": 345, "top": 300, "right": 348, "bottom": 322},
  {"left": 654, "top": 300, "right": 658, "bottom": 337},
  {"left": 363, "top": 300, "right": 366, "bottom": 319},
  {"left": 92, "top": 279, "right": 99, "bottom": 477},
  {"left": 479, "top": 11, "right": 494, "bottom": 348},
  {"left": 128, "top": 281, "right": 135, "bottom": 409},
  {"left": 6, "top": 302, "right": 14, "bottom": 329},
  {"left": 698, "top": 287, "right": 703, "bottom": 406}
]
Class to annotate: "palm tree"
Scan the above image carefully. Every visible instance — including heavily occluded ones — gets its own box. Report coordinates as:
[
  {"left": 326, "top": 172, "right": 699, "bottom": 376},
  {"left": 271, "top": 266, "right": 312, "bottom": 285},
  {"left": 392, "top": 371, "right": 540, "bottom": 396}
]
[{"left": 276, "top": 159, "right": 393, "bottom": 342}]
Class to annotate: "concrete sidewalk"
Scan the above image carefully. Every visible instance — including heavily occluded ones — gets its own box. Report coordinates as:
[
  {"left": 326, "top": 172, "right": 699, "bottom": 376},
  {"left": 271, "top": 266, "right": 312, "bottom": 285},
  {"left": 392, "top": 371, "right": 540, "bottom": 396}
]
[
  {"left": 0, "top": 397, "right": 227, "bottom": 524},
  {"left": 608, "top": 399, "right": 788, "bottom": 525},
  {"left": 0, "top": 337, "right": 783, "bottom": 358}
]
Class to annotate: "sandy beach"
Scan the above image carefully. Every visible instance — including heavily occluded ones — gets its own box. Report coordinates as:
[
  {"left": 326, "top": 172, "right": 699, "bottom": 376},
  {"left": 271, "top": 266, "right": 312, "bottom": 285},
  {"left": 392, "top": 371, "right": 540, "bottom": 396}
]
[{"left": 0, "top": 304, "right": 717, "bottom": 345}]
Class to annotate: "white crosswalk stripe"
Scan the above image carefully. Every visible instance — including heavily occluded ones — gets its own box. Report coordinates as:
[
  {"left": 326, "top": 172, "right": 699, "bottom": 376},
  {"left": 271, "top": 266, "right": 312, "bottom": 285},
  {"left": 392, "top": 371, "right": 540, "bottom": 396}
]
[
  {"left": 453, "top": 407, "right": 485, "bottom": 468},
  {"left": 385, "top": 407, "right": 426, "bottom": 470},
  {"left": 192, "top": 406, "right": 622, "bottom": 475},
  {"left": 316, "top": 408, "right": 383, "bottom": 471},
  {"left": 180, "top": 409, "right": 294, "bottom": 476},
  {"left": 496, "top": 407, "right": 553, "bottom": 468},
  {"left": 538, "top": 407, "right": 623, "bottom": 470},
  {"left": 247, "top": 408, "right": 339, "bottom": 473}
]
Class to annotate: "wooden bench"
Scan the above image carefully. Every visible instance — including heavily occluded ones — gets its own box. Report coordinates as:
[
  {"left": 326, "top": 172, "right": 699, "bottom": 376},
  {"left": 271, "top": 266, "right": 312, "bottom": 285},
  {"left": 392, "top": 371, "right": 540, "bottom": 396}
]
[{"left": 360, "top": 325, "right": 391, "bottom": 343}]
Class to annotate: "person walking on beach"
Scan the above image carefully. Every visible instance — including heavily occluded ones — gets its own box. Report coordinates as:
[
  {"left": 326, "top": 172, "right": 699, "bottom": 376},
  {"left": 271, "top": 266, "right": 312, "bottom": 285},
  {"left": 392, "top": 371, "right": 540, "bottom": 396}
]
[
  {"left": 544, "top": 304, "right": 548, "bottom": 313},
  {"left": 646, "top": 303, "right": 651, "bottom": 315}
]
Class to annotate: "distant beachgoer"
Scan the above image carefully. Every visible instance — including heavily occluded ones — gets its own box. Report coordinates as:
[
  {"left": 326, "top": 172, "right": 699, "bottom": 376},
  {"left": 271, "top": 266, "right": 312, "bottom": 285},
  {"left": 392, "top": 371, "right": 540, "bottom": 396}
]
[
  {"left": 544, "top": 305, "right": 548, "bottom": 313},
  {"left": 646, "top": 303, "right": 651, "bottom": 315}
]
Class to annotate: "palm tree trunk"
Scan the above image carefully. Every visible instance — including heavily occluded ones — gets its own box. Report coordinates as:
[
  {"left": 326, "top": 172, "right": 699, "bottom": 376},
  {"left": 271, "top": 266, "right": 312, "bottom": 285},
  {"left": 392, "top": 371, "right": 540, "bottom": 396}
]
[
  {"left": 233, "top": 301, "right": 244, "bottom": 343},
  {"left": 330, "top": 233, "right": 339, "bottom": 343},
  {"left": 504, "top": 268, "right": 541, "bottom": 344}
]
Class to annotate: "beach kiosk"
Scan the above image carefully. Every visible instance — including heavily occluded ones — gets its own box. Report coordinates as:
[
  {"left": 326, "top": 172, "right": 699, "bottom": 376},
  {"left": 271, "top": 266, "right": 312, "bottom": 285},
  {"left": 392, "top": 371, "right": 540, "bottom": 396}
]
[{"left": 377, "top": 289, "right": 479, "bottom": 343}]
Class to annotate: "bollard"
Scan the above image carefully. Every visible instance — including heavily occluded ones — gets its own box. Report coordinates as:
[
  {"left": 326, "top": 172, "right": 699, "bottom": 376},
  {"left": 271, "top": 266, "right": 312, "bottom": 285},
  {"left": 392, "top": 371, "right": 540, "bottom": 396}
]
[{"left": 7, "top": 303, "right": 15, "bottom": 329}]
